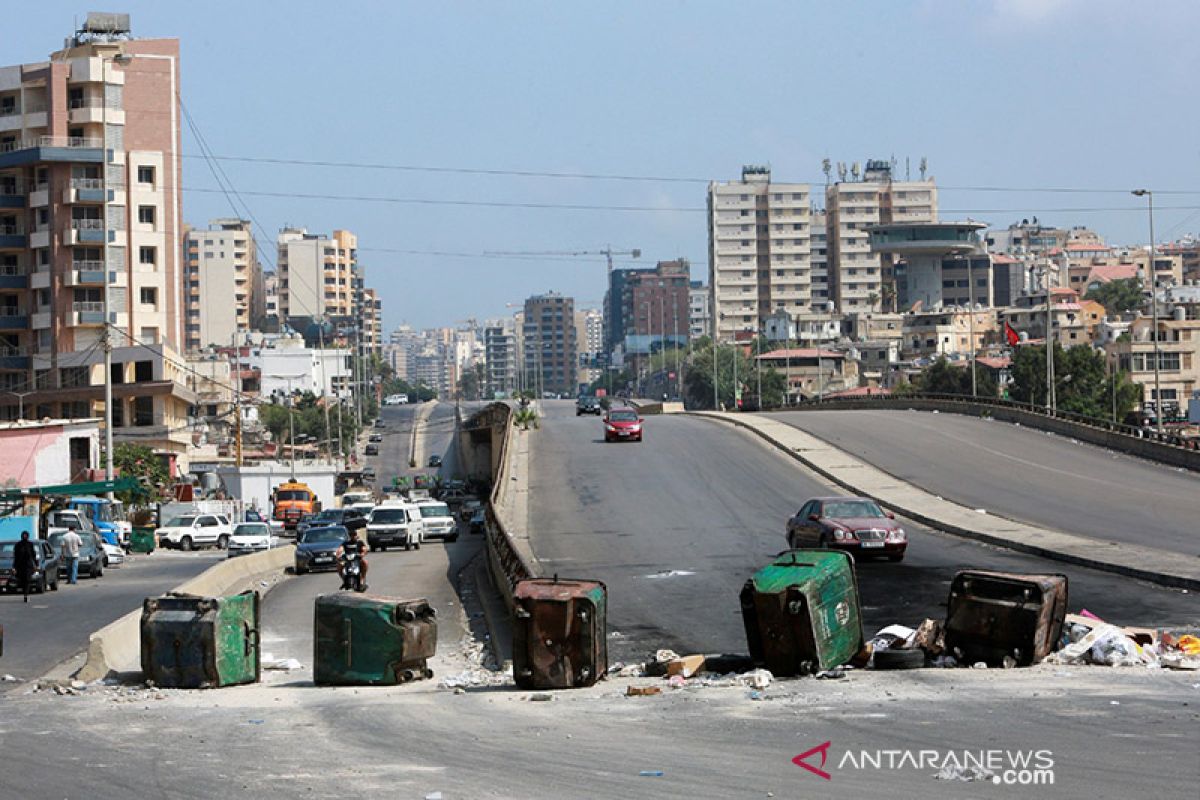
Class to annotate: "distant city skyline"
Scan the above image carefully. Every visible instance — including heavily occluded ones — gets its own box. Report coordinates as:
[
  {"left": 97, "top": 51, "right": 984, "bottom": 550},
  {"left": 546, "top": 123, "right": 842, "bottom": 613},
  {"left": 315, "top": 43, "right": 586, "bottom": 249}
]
[{"left": 15, "top": 1, "right": 1200, "bottom": 331}]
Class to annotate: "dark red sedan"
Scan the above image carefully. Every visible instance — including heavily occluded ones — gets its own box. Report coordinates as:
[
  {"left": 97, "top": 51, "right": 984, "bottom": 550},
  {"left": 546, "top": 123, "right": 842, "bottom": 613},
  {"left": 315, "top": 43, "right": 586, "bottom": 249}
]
[
  {"left": 785, "top": 496, "right": 907, "bottom": 561},
  {"left": 603, "top": 407, "right": 643, "bottom": 442}
]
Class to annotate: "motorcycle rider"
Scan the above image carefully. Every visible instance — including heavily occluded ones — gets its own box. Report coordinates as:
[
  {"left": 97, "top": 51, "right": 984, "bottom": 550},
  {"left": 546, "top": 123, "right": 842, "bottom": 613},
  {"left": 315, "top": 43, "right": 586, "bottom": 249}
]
[{"left": 335, "top": 527, "right": 368, "bottom": 590}]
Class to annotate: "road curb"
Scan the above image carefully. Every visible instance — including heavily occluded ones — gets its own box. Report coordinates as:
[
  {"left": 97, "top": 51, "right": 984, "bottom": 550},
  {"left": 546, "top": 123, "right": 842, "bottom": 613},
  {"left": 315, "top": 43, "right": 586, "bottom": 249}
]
[
  {"left": 689, "top": 412, "right": 1200, "bottom": 592},
  {"left": 72, "top": 546, "right": 296, "bottom": 683}
]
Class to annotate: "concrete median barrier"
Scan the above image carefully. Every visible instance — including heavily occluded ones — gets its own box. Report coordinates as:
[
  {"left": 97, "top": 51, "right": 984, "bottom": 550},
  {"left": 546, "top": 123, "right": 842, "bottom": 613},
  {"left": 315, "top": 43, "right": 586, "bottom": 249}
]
[{"left": 74, "top": 545, "right": 295, "bottom": 683}]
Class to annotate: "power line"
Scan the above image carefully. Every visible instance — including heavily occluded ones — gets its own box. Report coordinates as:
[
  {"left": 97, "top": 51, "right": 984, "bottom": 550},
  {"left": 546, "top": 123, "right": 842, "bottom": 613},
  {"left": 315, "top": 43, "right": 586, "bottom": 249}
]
[
  {"left": 175, "top": 152, "right": 1200, "bottom": 195},
  {"left": 183, "top": 186, "right": 706, "bottom": 212}
]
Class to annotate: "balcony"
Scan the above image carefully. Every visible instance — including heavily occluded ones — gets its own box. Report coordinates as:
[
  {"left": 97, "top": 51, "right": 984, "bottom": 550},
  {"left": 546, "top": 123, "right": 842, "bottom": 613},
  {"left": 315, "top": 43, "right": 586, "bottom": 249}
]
[
  {"left": 0, "top": 222, "right": 26, "bottom": 249},
  {"left": 29, "top": 226, "right": 50, "bottom": 249},
  {"left": 0, "top": 136, "right": 104, "bottom": 169},
  {"left": 71, "top": 301, "right": 105, "bottom": 327},
  {"left": 0, "top": 344, "right": 30, "bottom": 370},
  {"left": 64, "top": 177, "right": 106, "bottom": 204},
  {"left": 0, "top": 308, "right": 29, "bottom": 330},
  {"left": 28, "top": 182, "right": 49, "bottom": 208},
  {"left": 30, "top": 269, "right": 49, "bottom": 290},
  {"left": 68, "top": 100, "right": 123, "bottom": 126},
  {"left": 0, "top": 184, "right": 22, "bottom": 209},
  {"left": 65, "top": 265, "right": 105, "bottom": 286},
  {"left": 0, "top": 266, "right": 27, "bottom": 290},
  {"left": 31, "top": 311, "right": 50, "bottom": 330},
  {"left": 65, "top": 218, "right": 105, "bottom": 245}
]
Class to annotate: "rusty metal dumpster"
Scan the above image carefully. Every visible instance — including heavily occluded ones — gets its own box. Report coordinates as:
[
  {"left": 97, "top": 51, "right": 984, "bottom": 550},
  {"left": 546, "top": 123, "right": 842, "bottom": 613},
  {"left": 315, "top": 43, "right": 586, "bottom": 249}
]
[
  {"left": 513, "top": 577, "right": 606, "bottom": 689},
  {"left": 140, "top": 591, "right": 260, "bottom": 688},
  {"left": 130, "top": 526, "right": 157, "bottom": 554},
  {"left": 313, "top": 594, "right": 437, "bottom": 685},
  {"left": 944, "top": 570, "right": 1068, "bottom": 666},
  {"left": 740, "top": 550, "right": 864, "bottom": 676}
]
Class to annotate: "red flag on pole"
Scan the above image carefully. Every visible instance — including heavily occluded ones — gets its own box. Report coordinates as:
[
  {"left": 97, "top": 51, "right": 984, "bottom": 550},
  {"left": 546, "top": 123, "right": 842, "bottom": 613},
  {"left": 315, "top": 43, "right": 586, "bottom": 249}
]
[{"left": 1005, "top": 321, "right": 1020, "bottom": 347}]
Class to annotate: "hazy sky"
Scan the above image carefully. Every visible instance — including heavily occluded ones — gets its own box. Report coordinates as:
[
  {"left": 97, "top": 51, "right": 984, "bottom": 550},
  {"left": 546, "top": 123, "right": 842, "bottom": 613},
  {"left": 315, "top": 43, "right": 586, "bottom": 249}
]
[{"left": 18, "top": 1, "right": 1200, "bottom": 331}]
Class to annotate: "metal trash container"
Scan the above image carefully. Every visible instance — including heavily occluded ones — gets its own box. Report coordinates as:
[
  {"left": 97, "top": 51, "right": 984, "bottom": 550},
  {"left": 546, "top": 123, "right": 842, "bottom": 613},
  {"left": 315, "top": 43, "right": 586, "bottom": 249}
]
[
  {"left": 130, "top": 526, "right": 157, "bottom": 554},
  {"left": 513, "top": 577, "right": 607, "bottom": 689},
  {"left": 140, "top": 591, "right": 260, "bottom": 688},
  {"left": 944, "top": 570, "right": 1068, "bottom": 666},
  {"left": 740, "top": 550, "right": 864, "bottom": 676},
  {"left": 313, "top": 594, "right": 437, "bottom": 685}
]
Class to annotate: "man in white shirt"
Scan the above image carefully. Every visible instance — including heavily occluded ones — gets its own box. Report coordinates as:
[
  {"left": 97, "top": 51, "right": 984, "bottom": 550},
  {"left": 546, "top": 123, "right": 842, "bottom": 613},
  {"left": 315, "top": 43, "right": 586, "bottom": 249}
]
[{"left": 61, "top": 528, "right": 83, "bottom": 585}]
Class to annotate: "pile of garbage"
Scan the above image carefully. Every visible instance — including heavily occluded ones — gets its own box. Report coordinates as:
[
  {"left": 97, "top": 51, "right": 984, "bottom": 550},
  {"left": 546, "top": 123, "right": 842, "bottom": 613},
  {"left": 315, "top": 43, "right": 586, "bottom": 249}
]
[
  {"left": 1046, "top": 610, "right": 1200, "bottom": 670},
  {"left": 617, "top": 649, "right": 773, "bottom": 695}
]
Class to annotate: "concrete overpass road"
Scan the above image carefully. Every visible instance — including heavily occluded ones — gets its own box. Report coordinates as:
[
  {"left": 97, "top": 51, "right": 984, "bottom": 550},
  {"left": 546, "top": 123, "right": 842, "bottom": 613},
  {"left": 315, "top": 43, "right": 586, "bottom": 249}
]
[
  {"left": 527, "top": 402, "right": 1199, "bottom": 664},
  {"left": 772, "top": 409, "right": 1199, "bottom": 557}
]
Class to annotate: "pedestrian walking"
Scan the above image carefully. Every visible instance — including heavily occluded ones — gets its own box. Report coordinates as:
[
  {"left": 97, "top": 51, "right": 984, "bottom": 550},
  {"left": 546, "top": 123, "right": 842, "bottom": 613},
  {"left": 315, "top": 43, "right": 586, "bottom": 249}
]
[
  {"left": 13, "top": 531, "right": 37, "bottom": 603},
  {"left": 61, "top": 527, "right": 83, "bottom": 585}
]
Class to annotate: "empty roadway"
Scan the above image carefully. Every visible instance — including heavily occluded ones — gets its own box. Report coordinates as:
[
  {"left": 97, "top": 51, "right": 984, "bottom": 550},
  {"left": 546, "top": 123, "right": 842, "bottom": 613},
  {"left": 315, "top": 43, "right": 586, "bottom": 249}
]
[
  {"left": 527, "top": 402, "right": 1198, "bottom": 664},
  {"left": 770, "top": 409, "right": 1199, "bottom": 557}
]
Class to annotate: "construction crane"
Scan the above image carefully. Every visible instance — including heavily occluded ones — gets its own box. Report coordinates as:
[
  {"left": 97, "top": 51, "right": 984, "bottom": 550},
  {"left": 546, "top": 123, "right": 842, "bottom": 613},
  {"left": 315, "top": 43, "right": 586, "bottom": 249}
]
[{"left": 485, "top": 246, "right": 641, "bottom": 278}]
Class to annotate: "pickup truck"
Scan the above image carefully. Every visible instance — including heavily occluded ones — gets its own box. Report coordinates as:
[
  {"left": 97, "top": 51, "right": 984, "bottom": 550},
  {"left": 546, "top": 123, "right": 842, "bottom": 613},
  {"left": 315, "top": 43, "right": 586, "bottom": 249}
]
[{"left": 156, "top": 513, "right": 235, "bottom": 551}]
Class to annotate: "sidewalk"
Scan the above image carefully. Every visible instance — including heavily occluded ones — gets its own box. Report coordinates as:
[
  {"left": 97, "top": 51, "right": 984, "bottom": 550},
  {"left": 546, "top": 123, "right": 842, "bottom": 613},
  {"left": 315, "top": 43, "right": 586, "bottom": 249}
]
[{"left": 691, "top": 411, "right": 1200, "bottom": 591}]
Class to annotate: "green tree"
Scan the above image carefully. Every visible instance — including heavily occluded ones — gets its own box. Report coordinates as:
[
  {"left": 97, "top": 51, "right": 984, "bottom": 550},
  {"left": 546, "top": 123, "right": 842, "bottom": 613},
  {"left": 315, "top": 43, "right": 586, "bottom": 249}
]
[
  {"left": 684, "top": 336, "right": 753, "bottom": 410},
  {"left": 107, "top": 443, "right": 169, "bottom": 501},
  {"left": 912, "top": 357, "right": 998, "bottom": 398},
  {"left": 1009, "top": 344, "right": 1140, "bottom": 420},
  {"left": 1084, "top": 278, "right": 1144, "bottom": 316}
]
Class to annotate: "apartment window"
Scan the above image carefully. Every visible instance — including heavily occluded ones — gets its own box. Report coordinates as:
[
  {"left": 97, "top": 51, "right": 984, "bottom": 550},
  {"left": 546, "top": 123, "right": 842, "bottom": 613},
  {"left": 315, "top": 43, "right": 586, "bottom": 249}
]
[
  {"left": 138, "top": 206, "right": 156, "bottom": 225},
  {"left": 137, "top": 165, "right": 155, "bottom": 185},
  {"left": 139, "top": 246, "right": 156, "bottom": 265},
  {"left": 140, "top": 287, "right": 158, "bottom": 306}
]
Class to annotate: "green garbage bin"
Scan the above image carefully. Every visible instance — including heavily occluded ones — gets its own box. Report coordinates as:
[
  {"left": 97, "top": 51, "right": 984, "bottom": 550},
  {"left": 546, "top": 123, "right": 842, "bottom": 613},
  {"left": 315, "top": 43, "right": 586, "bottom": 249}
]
[
  {"left": 141, "top": 590, "right": 261, "bottom": 688},
  {"left": 740, "top": 550, "right": 864, "bottom": 676},
  {"left": 313, "top": 594, "right": 437, "bottom": 685},
  {"left": 131, "top": 526, "right": 157, "bottom": 554}
]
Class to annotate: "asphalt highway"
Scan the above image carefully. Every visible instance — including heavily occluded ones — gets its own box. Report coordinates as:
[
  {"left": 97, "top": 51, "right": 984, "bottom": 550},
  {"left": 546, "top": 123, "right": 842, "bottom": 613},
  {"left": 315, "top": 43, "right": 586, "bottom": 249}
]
[
  {"left": 0, "top": 550, "right": 223, "bottom": 679},
  {"left": 772, "top": 409, "right": 1200, "bottom": 556},
  {"left": 527, "top": 402, "right": 1198, "bottom": 664}
]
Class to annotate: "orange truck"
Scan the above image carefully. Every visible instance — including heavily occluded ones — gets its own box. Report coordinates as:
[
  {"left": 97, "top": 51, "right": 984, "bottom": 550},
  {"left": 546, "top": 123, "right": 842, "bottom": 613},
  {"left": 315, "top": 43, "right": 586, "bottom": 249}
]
[{"left": 272, "top": 481, "right": 321, "bottom": 531}]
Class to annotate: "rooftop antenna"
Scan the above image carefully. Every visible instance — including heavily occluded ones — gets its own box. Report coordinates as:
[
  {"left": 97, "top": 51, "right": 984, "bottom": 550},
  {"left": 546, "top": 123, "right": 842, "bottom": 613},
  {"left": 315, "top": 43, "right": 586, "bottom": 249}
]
[
  {"left": 822, "top": 158, "right": 832, "bottom": 186},
  {"left": 837, "top": 162, "right": 847, "bottom": 182},
  {"left": 905, "top": 156, "right": 911, "bottom": 181},
  {"left": 919, "top": 157, "right": 928, "bottom": 181},
  {"left": 850, "top": 162, "right": 861, "bottom": 181}
]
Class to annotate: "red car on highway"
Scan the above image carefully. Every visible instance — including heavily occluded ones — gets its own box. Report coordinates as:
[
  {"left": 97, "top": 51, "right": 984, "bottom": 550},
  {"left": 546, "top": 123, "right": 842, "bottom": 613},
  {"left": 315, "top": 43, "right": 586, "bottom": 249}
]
[
  {"left": 785, "top": 496, "right": 907, "bottom": 561},
  {"left": 603, "top": 407, "right": 643, "bottom": 443}
]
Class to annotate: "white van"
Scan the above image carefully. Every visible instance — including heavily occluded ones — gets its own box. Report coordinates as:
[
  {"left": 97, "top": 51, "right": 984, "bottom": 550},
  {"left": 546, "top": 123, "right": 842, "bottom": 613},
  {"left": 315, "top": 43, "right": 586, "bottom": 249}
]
[
  {"left": 365, "top": 501, "right": 424, "bottom": 552},
  {"left": 414, "top": 500, "right": 458, "bottom": 542}
]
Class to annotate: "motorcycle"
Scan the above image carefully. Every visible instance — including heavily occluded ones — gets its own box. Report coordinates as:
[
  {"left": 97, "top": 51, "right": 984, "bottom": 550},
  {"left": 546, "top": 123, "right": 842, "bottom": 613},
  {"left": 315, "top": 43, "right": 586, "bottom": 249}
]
[{"left": 339, "top": 550, "right": 366, "bottom": 592}]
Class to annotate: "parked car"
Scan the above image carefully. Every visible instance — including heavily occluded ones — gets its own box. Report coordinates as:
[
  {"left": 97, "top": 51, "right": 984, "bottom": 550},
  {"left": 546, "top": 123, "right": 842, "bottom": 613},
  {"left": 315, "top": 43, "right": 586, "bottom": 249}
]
[
  {"left": 227, "top": 522, "right": 280, "bottom": 558},
  {"left": 48, "top": 531, "right": 105, "bottom": 578},
  {"left": 576, "top": 396, "right": 602, "bottom": 416},
  {"left": 101, "top": 540, "right": 125, "bottom": 567},
  {"left": 366, "top": 502, "right": 423, "bottom": 551},
  {"left": 0, "top": 539, "right": 59, "bottom": 593},
  {"left": 603, "top": 407, "right": 643, "bottom": 442},
  {"left": 362, "top": 467, "right": 376, "bottom": 481},
  {"left": 468, "top": 508, "right": 486, "bottom": 536},
  {"left": 785, "top": 496, "right": 907, "bottom": 562},
  {"left": 374, "top": 418, "right": 387, "bottom": 428},
  {"left": 156, "top": 513, "right": 235, "bottom": 551},
  {"left": 294, "top": 525, "right": 349, "bottom": 574},
  {"left": 427, "top": 454, "right": 443, "bottom": 468},
  {"left": 365, "top": 443, "right": 379, "bottom": 456},
  {"left": 369, "top": 433, "right": 384, "bottom": 443}
]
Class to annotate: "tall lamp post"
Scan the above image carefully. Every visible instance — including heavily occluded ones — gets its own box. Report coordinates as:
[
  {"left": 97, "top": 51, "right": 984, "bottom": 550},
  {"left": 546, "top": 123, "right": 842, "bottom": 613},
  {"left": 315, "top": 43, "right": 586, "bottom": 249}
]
[{"left": 1132, "top": 189, "right": 1163, "bottom": 434}]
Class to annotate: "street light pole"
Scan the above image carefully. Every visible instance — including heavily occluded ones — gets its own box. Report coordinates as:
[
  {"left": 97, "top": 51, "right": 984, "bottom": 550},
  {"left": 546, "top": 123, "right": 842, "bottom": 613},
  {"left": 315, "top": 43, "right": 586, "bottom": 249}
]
[
  {"left": 1132, "top": 189, "right": 1163, "bottom": 434},
  {"left": 755, "top": 329, "right": 762, "bottom": 406},
  {"left": 965, "top": 255, "right": 977, "bottom": 397},
  {"left": 712, "top": 314, "right": 719, "bottom": 411}
]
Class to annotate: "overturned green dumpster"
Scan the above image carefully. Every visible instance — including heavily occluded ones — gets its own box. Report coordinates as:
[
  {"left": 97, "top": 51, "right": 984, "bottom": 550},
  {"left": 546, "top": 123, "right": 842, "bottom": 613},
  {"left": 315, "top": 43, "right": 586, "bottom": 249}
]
[{"left": 140, "top": 590, "right": 260, "bottom": 688}]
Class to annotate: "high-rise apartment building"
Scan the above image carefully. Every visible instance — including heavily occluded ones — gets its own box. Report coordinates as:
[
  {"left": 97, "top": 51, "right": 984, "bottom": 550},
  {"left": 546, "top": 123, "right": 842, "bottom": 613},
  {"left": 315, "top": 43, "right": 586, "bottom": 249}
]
[
  {"left": 688, "top": 281, "right": 711, "bottom": 339},
  {"left": 483, "top": 318, "right": 516, "bottom": 398},
  {"left": 825, "top": 160, "right": 937, "bottom": 313},
  {"left": 810, "top": 211, "right": 831, "bottom": 309},
  {"left": 575, "top": 307, "right": 603, "bottom": 387},
  {"left": 361, "top": 287, "right": 381, "bottom": 355},
  {"left": 522, "top": 293, "right": 576, "bottom": 396},
  {"left": 277, "top": 227, "right": 357, "bottom": 322},
  {"left": 0, "top": 14, "right": 190, "bottom": 441},
  {"left": 707, "top": 166, "right": 813, "bottom": 342},
  {"left": 183, "top": 218, "right": 257, "bottom": 351}
]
